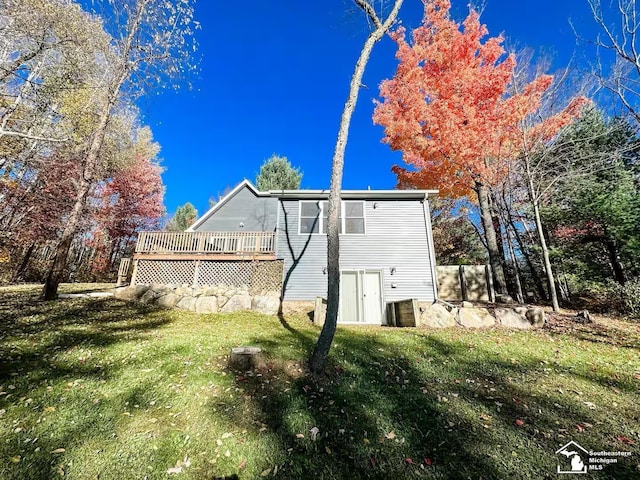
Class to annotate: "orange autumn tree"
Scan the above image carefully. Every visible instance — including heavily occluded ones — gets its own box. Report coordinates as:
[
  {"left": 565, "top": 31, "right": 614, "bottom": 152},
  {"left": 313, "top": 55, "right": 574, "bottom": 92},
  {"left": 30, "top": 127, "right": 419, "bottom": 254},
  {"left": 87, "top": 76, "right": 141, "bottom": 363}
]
[{"left": 373, "top": 0, "right": 586, "bottom": 298}]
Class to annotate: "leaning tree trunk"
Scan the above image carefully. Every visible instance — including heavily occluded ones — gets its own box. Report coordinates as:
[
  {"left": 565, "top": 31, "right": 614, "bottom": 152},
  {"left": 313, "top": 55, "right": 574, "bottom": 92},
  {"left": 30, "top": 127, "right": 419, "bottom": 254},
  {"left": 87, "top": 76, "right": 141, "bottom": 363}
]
[
  {"left": 42, "top": 121, "right": 107, "bottom": 299},
  {"left": 309, "top": 0, "right": 404, "bottom": 374},
  {"left": 527, "top": 176, "right": 559, "bottom": 312},
  {"left": 474, "top": 181, "right": 508, "bottom": 295}
]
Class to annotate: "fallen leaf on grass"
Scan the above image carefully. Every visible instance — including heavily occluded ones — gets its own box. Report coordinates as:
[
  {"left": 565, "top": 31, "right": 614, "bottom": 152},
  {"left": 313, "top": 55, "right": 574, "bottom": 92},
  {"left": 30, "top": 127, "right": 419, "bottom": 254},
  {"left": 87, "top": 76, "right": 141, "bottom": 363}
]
[
  {"left": 10, "top": 456, "right": 20, "bottom": 463},
  {"left": 424, "top": 457, "right": 433, "bottom": 466},
  {"left": 576, "top": 424, "right": 584, "bottom": 433},
  {"left": 617, "top": 436, "right": 636, "bottom": 445},
  {"left": 583, "top": 401, "right": 596, "bottom": 409},
  {"left": 295, "top": 433, "right": 304, "bottom": 439},
  {"left": 238, "top": 459, "right": 246, "bottom": 470},
  {"left": 385, "top": 431, "right": 396, "bottom": 440},
  {"left": 325, "top": 446, "right": 332, "bottom": 455},
  {"left": 310, "top": 426, "right": 319, "bottom": 441},
  {"left": 405, "top": 458, "right": 413, "bottom": 464},
  {"left": 167, "top": 466, "right": 182, "bottom": 475},
  {"left": 51, "top": 448, "right": 66, "bottom": 454},
  {"left": 515, "top": 419, "right": 525, "bottom": 427},
  {"left": 44, "top": 406, "right": 56, "bottom": 413},
  {"left": 221, "top": 432, "right": 233, "bottom": 439},
  {"left": 260, "top": 467, "right": 271, "bottom": 476}
]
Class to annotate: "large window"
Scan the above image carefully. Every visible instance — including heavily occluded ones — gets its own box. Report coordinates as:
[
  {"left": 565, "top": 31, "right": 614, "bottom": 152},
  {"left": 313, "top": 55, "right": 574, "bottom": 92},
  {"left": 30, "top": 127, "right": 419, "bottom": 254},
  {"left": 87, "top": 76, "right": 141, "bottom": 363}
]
[
  {"left": 343, "top": 201, "right": 365, "bottom": 234},
  {"left": 299, "top": 200, "right": 365, "bottom": 235},
  {"left": 299, "top": 201, "right": 320, "bottom": 234}
]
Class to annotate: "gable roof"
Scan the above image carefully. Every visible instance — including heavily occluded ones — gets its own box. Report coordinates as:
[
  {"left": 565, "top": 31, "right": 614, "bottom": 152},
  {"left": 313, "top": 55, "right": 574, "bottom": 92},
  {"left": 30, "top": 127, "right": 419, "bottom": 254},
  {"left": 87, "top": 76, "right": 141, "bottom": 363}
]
[
  {"left": 186, "top": 179, "right": 269, "bottom": 232},
  {"left": 186, "top": 180, "right": 439, "bottom": 232}
]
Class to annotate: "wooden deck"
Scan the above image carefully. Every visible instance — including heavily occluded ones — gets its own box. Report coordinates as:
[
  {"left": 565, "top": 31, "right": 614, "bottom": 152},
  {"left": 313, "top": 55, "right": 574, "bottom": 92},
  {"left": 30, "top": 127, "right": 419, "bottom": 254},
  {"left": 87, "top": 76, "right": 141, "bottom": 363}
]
[{"left": 133, "top": 231, "right": 276, "bottom": 260}]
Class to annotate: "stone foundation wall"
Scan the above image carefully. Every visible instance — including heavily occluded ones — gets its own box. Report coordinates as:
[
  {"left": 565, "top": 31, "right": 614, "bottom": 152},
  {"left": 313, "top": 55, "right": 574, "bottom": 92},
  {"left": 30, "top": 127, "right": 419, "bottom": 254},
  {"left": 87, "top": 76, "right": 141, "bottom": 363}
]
[{"left": 114, "top": 283, "right": 280, "bottom": 315}]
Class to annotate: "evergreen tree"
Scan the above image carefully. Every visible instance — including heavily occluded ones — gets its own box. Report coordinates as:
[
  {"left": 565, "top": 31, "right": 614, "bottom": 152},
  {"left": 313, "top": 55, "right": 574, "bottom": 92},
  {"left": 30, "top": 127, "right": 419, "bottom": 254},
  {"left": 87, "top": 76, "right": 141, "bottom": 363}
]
[
  {"left": 166, "top": 203, "right": 198, "bottom": 232},
  {"left": 255, "top": 155, "right": 302, "bottom": 191}
]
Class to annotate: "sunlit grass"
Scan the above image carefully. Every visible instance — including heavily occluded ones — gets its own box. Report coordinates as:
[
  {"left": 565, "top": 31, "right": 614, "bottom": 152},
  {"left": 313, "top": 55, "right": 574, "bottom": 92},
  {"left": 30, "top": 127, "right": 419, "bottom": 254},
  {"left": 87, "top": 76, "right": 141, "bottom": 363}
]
[{"left": 0, "top": 284, "right": 638, "bottom": 479}]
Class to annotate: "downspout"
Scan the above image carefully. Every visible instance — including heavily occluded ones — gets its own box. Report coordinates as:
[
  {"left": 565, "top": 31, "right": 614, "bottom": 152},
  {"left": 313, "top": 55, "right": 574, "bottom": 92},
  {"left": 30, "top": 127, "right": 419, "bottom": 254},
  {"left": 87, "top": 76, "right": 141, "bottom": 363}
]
[{"left": 422, "top": 194, "right": 439, "bottom": 302}]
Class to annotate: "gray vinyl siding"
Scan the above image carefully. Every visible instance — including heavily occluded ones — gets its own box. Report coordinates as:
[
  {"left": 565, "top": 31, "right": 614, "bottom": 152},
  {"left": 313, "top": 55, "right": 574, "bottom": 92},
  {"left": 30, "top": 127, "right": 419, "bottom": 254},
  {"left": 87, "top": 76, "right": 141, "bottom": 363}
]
[
  {"left": 277, "top": 198, "right": 435, "bottom": 303},
  {"left": 193, "top": 187, "right": 278, "bottom": 232}
]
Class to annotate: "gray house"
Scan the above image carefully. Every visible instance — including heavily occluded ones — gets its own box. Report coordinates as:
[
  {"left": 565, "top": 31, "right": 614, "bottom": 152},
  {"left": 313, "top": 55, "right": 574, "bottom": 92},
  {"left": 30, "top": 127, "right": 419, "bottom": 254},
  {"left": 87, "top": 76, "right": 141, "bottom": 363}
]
[{"left": 187, "top": 180, "right": 439, "bottom": 325}]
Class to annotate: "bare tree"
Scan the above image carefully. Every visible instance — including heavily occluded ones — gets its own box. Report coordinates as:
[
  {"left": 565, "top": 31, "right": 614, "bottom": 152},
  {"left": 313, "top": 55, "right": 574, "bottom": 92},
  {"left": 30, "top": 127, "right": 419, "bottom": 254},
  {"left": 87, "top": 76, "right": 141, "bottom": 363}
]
[
  {"left": 43, "top": 0, "right": 198, "bottom": 299},
  {"left": 309, "top": 0, "right": 403, "bottom": 374},
  {"left": 587, "top": 0, "right": 640, "bottom": 121}
]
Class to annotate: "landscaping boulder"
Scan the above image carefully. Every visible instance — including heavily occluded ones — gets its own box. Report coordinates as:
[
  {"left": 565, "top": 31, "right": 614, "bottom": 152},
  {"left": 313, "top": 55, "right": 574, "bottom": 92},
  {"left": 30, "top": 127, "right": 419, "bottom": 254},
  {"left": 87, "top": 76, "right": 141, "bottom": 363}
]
[
  {"left": 495, "top": 294, "right": 515, "bottom": 304},
  {"left": 514, "top": 306, "right": 528, "bottom": 316},
  {"left": 418, "top": 303, "right": 457, "bottom": 328},
  {"left": 494, "top": 307, "right": 531, "bottom": 329},
  {"left": 176, "top": 296, "right": 197, "bottom": 311},
  {"left": 457, "top": 307, "right": 496, "bottom": 328},
  {"left": 114, "top": 284, "right": 148, "bottom": 301},
  {"left": 156, "top": 293, "right": 180, "bottom": 309},
  {"left": 251, "top": 295, "right": 280, "bottom": 315},
  {"left": 461, "top": 301, "right": 474, "bottom": 308},
  {"left": 221, "top": 294, "right": 252, "bottom": 313},
  {"left": 195, "top": 296, "right": 218, "bottom": 314},
  {"left": 525, "top": 307, "right": 545, "bottom": 328},
  {"left": 175, "top": 286, "right": 193, "bottom": 297},
  {"left": 140, "top": 288, "right": 162, "bottom": 304}
]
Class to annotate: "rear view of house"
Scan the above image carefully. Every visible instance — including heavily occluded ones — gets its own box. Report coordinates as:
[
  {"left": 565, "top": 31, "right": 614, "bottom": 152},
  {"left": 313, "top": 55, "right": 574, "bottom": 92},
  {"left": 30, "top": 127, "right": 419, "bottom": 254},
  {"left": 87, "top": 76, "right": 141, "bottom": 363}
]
[{"left": 131, "top": 180, "right": 438, "bottom": 325}]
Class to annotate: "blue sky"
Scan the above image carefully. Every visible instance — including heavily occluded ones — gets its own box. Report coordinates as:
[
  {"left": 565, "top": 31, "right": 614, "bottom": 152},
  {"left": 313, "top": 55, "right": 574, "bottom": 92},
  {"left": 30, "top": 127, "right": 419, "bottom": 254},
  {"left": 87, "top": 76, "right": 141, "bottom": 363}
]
[{"left": 141, "top": 0, "right": 601, "bottom": 217}]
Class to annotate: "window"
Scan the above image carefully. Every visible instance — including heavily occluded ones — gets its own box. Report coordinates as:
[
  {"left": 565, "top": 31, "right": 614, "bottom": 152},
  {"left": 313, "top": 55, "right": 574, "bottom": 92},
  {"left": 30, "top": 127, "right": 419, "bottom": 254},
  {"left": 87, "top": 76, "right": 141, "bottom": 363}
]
[
  {"left": 320, "top": 201, "right": 342, "bottom": 234},
  {"left": 299, "top": 201, "right": 320, "bottom": 234},
  {"left": 343, "top": 201, "right": 365, "bottom": 234},
  {"left": 299, "top": 200, "right": 365, "bottom": 235}
]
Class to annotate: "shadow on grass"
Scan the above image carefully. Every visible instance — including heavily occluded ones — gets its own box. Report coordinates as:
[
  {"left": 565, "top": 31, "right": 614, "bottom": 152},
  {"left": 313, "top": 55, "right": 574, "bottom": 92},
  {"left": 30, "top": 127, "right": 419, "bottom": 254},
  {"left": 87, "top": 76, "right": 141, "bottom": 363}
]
[
  {"left": 0, "top": 288, "right": 177, "bottom": 479},
  {"left": 0, "top": 293, "right": 170, "bottom": 383},
  {"left": 216, "top": 323, "right": 639, "bottom": 479}
]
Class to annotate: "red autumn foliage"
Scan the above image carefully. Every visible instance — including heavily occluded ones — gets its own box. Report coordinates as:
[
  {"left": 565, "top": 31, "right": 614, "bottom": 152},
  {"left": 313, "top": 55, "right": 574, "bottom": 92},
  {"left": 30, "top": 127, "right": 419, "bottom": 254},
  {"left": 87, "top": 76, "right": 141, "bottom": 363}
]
[
  {"left": 90, "top": 154, "right": 165, "bottom": 274},
  {"left": 373, "top": 0, "right": 588, "bottom": 197}
]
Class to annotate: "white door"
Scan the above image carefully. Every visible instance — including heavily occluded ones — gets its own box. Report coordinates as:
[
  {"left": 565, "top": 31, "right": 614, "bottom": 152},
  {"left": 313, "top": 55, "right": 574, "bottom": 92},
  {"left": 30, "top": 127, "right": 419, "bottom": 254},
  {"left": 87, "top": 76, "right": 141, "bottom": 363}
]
[
  {"left": 340, "top": 271, "right": 361, "bottom": 322},
  {"left": 363, "top": 271, "right": 382, "bottom": 324}
]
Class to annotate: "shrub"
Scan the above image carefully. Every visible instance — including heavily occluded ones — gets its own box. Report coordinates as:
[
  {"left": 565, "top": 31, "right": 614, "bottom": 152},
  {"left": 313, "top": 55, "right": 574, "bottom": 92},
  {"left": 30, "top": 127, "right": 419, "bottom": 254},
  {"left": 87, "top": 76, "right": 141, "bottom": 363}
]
[{"left": 618, "top": 277, "right": 640, "bottom": 319}]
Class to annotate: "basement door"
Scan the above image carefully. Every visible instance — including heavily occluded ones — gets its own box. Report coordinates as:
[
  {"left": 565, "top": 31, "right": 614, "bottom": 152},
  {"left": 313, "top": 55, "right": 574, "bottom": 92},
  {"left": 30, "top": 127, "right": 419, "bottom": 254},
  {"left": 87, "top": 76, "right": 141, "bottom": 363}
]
[{"left": 339, "top": 270, "right": 383, "bottom": 324}]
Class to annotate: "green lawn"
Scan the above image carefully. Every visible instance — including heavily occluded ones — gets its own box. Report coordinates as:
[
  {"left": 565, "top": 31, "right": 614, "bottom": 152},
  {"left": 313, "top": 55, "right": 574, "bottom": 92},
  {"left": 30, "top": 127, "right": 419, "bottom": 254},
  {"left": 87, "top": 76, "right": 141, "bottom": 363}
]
[{"left": 0, "top": 284, "right": 638, "bottom": 479}]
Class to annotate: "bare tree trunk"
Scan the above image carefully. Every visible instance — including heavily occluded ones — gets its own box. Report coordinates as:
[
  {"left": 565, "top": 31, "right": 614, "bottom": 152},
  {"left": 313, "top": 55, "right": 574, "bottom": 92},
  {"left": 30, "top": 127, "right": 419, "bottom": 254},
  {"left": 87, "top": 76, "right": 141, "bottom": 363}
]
[
  {"left": 474, "top": 181, "right": 508, "bottom": 295},
  {"left": 603, "top": 232, "right": 626, "bottom": 285},
  {"left": 41, "top": 1, "right": 147, "bottom": 299},
  {"left": 310, "top": 0, "right": 403, "bottom": 374},
  {"left": 505, "top": 226, "right": 524, "bottom": 303},
  {"left": 506, "top": 208, "right": 548, "bottom": 300},
  {"left": 527, "top": 176, "right": 560, "bottom": 311},
  {"left": 12, "top": 242, "right": 36, "bottom": 282}
]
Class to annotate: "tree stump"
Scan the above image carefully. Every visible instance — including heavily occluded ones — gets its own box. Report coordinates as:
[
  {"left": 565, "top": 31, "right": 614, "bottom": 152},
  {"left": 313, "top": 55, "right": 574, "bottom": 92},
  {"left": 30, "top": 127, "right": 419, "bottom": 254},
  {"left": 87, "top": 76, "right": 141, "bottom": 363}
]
[{"left": 228, "top": 346, "right": 265, "bottom": 371}]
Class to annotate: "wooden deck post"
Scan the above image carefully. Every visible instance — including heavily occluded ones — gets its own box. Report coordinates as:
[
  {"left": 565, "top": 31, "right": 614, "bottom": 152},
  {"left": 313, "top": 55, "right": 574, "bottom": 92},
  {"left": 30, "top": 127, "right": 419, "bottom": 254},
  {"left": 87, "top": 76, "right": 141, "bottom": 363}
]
[
  {"left": 130, "top": 259, "right": 139, "bottom": 286},
  {"left": 192, "top": 259, "right": 201, "bottom": 288}
]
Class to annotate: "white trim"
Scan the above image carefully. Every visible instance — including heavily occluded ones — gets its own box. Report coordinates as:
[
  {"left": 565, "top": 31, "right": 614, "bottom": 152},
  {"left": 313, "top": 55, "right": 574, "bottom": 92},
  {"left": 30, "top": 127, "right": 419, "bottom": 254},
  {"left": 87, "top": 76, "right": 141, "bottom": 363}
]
[
  {"left": 271, "top": 189, "right": 438, "bottom": 199},
  {"left": 340, "top": 200, "right": 366, "bottom": 235},
  {"left": 296, "top": 200, "right": 367, "bottom": 236},
  {"left": 338, "top": 268, "right": 384, "bottom": 325},
  {"left": 186, "top": 179, "right": 266, "bottom": 232},
  {"left": 422, "top": 196, "right": 439, "bottom": 301},
  {"left": 297, "top": 200, "right": 322, "bottom": 235}
]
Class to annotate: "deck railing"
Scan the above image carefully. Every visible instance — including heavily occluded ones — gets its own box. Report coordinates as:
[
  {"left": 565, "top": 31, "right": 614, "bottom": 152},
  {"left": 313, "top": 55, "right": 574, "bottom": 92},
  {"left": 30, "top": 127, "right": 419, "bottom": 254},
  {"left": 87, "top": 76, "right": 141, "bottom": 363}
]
[{"left": 134, "top": 231, "right": 276, "bottom": 255}]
